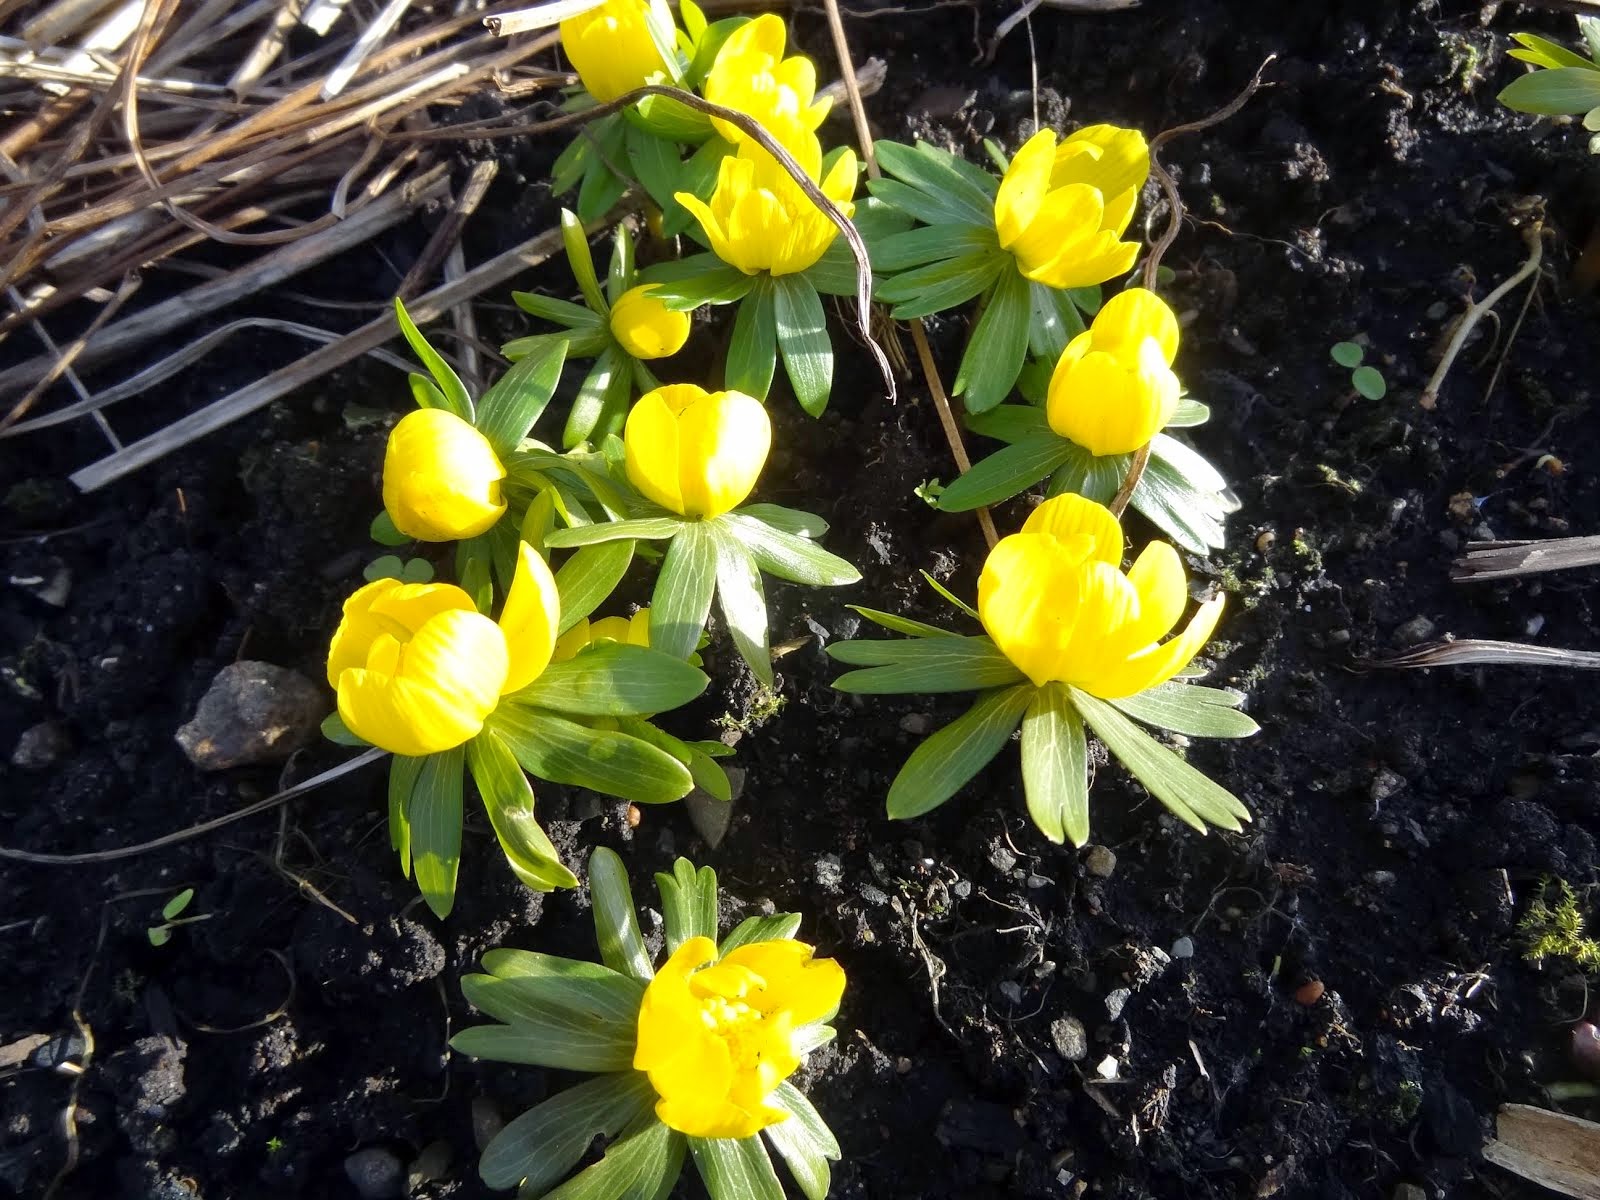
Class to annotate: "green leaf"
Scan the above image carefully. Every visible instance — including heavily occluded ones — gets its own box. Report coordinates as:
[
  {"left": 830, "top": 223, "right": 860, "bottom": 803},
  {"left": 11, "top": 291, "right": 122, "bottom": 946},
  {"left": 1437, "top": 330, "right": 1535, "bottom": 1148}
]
[
  {"left": 513, "top": 291, "right": 606, "bottom": 329},
  {"left": 877, "top": 251, "right": 1006, "bottom": 319},
  {"left": 466, "top": 732, "right": 578, "bottom": 893},
  {"left": 456, "top": 966, "right": 644, "bottom": 1072},
  {"left": 720, "top": 514, "right": 860, "bottom": 587},
  {"left": 806, "top": 197, "right": 916, "bottom": 295},
  {"left": 514, "top": 643, "right": 709, "bottom": 715},
  {"left": 1110, "top": 682, "right": 1260, "bottom": 738},
  {"left": 687, "top": 747, "right": 732, "bottom": 802},
  {"left": 1168, "top": 397, "right": 1210, "bottom": 428},
  {"left": 477, "top": 339, "right": 568, "bottom": 456},
  {"left": 1499, "top": 65, "right": 1600, "bottom": 114},
  {"left": 921, "top": 569, "right": 980, "bottom": 620},
  {"left": 733, "top": 503, "right": 827, "bottom": 538},
  {"left": 561, "top": 208, "right": 610, "bottom": 314},
  {"left": 1510, "top": 31, "right": 1598, "bottom": 71},
  {"left": 727, "top": 274, "right": 778, "bottom": 399},
  {"left": 663, "top": 135, "right": 733, "bottom": 238},
  {"left": 1019, "top": 683, "right": 1090, "bottom": 846},
  {"left": 607, "top": 221, "right": 636, "bottom": 305},
  {"left": 322, "top": 710, "right": 368, "bottom": 747},
  {"left": 1329, "top": 340, "right": 1364, "bottom": 368},
  {"left": 399, "top": 558, "right": 433, "bottom": 583},
  {"left": 1351, "top": 365, "right": 1387, "bottom": 400},
  {"left": 589, "top": 846, "right": 653, "bottom": 981},
  {"left": 546, "top": 517, "right": 685, "bottom": 548},
  {"left": 643, "top": 257, "right": 755, "bottom": 308},
  {"left": 1583, "top": 15, "right": 1600, "bottom": 63},
  {"left": 161, "top": 888, "right": 194, "bottom": 921},
  {"left": 409, "top": 372, "right": 447, "bottom": 411},
  {"left": 936, "top": 433, "right": 1073, "bottom": 511},
  {"left": 719, "top": 914, "right": 802, "bottom": 956},
  {"left": 147, "top": 926, "right": 172, "bottom": 947},
  {"left": 710, "top": 526, "right": 772, "bottom": 687},
  {"left": 656, "top": 858, "right": 719, "bottom": 953},
  {"left": 872, "top": 224, "right": 998, "bottom": 272},
  {"left": 1071, "top": 689, "right": 1251, "bottom": 834},
  {"left": 965, "top": 403, "right": 1049, "bottom": 445},
  {"left": 846, "top": 605, "right": 958, "bottom": 639},
  {"left": 626, "top": 120, "right": 688, "bottom": 223},
  {"left": 556, "top": 539, "right": 636, "bottom": 634},
  {"left": 388, "top": 753, "right": 422, "bottom": 872},
  {"left": 765, "top": 1082, "right": 840, "bottom": 1200},
  {"left": 565, "top": 346, "right": 634, "bottom": 450},
  {"left": 411, "top": 747, "right": 465, "bottom": 919},
  {"left": 650, "top": 520, "right": 718, "bottom": 661},
  {"left": 829, "top": 635, "right": 1026, "bottom": 693},
  {"left": 574, "top": 116, "right": 631, "bottom": 224},
  {"left": 873, "top": 140, "right": 996, "bottom": 224},
  {"left": 773, "top": 274, "right": 832, "bottom": 417},
  {"left": 478, "top": 949, "right": 626, "bottom": 981},
  {"left": 1028, "top": 281, "right": 1088, "bottom": 359},
  {"left": 886, "top": 684, "right": 1035, "bottom": 819},
  {"left": 545, "top": 1119, "right": 683, "bottom": 1200},
  {"left": 479, "top": 1072, "right": 658, "bottom": 1192},
  {"left": 489, "top": 705, "right": 694, "bottom": 805},
  {"left": 394, "top": 298, "right": 472, "bottom": 421},
  {"left": 370, "top": 510, "right": 410, "bottom": 546},
  {"left": 363, "top": 554, "right": 403, "bottom": 583},
  {"left": 689, "top": 1134, "right": 785, "bottom": 1200},
  {"left": 1132, "top": 442, "right": 1229, "bottom": 555},
  {"left": 954, "top": 267, "right": 1030, "bottom": 412}
]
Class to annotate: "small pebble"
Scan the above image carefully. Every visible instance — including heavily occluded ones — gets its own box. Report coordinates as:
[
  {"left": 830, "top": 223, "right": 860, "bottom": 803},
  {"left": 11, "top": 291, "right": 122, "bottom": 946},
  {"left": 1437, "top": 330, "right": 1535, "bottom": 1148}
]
[
  {"left": 898, "top": 713, "right": 931, "bottom": 735},
  {"left": 1104, "top": 988, "right": 1131, "bottom": 1020},
  {"left": 1171, "top": 936, "right": 1195, "bottom": 960},
  {"left": 1370, "top": 769, "right": 1406, "bottom": 806},
  {"left": 1392, "top": 1185, "right": 1426, "bottom": 1200},
  {"left": 1392, "top": 615, "right": 1436, "bottom": 647},
  {"left": 1084, "top": 846, "right": 1117, "bottom": 878},
  {"left": 407, "top": 1140, "right": 452, "bottom": 1189},
  {"left": 1364, "top": 870, "right": 1397, "bottom": 887},
  {"left": 1094, "top": 1055, "right": 1119, "bottom": 1081},
  {"left": 999, "top": 981, "right": 1023, "bottom": 1004},
  {"left": 814, "top": 854, "right": 844, "bottom": 890},
  {"left": 344, "top": 1148, "right": 404, "bottom": 1200},
  {"left": 989, "top": 845, "right": 1017, "bottom": 873},
  {"left": 1025, "top": 874, "right": 1051, "bottom": 889},
  {"left": 175, "top": 662, "right": 325, "bottom": 771},
  {"left": 1049, "top": 1017, "right": 1088, "bottom": 1062},
  {"left": 1295, "top": 980, "right": 1326, "bottom": 1006},
  {"left": 895, "top": 1056, "right": 913, "bottom": 1075},
  {"left": 11, "top": 721, "right": 70, "bottom": 770}
]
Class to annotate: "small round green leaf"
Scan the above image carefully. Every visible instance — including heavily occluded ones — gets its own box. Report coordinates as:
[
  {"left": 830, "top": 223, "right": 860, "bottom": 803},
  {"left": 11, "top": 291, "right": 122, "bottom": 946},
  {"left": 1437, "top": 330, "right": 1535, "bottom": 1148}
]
[
  {"left": 1351, "top": 365, "right": 1387, "bottom": 400},
  {"left": 1329, "top": 341, "right": 1364, "bottom": 368}
]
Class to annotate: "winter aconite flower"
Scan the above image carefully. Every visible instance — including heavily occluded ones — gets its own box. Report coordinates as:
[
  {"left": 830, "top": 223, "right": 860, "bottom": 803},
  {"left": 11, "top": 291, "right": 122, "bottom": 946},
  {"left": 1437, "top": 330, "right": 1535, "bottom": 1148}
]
[
  {"left": 979, "top": 493, "right": 1223, "bottom": 696},
  {"left": 559, "top": 0, "right": 674, "bottom": 102},
  {"left": 553, "top": 609, "right": 651, "bottom": 661},
  {"left": 624, "top": 384, "right": 771, "bottom": 518},
  {"left": 382, "top": 408, "right": 507, "bottom": 541},
  {"left": 1046, "top": 287, "right": 1181, "bottom": 456},
  {"left": 327, "top": 544, "right": 560, "bottom": 756},
  {"left": 676, "top": 133, "right": 857, "bottom": 277},
  {"left": 995, "top": 124, "right": 1149, "bottom": 290},
  {"left": 608, "top": 284, "right": 691, "bottom": 360},
  {"left": 702, "top": 14, "right": 831, "bottom": 146},
  {"left": 634, "top": 935, "right": 846, "bottom": 1139}
]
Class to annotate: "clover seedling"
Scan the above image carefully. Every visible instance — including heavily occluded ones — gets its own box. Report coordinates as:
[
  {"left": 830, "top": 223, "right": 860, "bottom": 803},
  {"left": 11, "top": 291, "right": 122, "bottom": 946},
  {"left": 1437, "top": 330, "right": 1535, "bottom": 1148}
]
[
  {"left": 1330, "top": 340, "right": 1387, "bottom": 400},
  {"left": 147, "top": 888, "right": 210, "bottom": 947}
]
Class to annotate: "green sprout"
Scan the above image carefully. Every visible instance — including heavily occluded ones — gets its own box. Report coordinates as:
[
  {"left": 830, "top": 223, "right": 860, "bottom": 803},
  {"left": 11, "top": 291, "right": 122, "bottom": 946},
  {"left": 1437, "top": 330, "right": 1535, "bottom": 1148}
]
[
  {"left": 1330, "top": 340, "right": 1387, "bottom": 400},
  {"left": 146, "top": 888, "right": 210, "bottom": 947}
]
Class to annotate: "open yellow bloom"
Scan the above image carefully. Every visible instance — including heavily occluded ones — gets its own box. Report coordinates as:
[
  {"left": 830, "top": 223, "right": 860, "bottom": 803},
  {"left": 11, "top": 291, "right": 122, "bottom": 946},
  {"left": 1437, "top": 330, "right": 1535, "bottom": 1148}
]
[
  {"left": 702, "top": 14, "right": 831, "bottom": 146},
  {"left": 994, "top": 124, "right": 1149, "bottom": 290},
  {"left": 382, "top": 408, "right": 507, "bottom": 542},
  {"left": 327, "top": 544, "right": 560, "bottom": 756},
  {"left": 609, "top": 284, "right": 691, "bottom": 360},
  {"left": 624, "top": 384, "right": 771, "bottom": 518},
  {"left": 558, "top": 0, "right": 673, "bottom": 102},
  {"left": 635, "top": 936, "right": 845, "bottom": 1139},
  {"left": 675, "top": 133, "right": 857, "bottom": 277},
  {"left": 978, "top": 494, "right": 1223, "bottom": 697},
  {"left": 553, "top": 608, "right": 651, "bottom": 662},
  {"left": 1046, "top": 288, "right": 1180, "bottom": 456}
]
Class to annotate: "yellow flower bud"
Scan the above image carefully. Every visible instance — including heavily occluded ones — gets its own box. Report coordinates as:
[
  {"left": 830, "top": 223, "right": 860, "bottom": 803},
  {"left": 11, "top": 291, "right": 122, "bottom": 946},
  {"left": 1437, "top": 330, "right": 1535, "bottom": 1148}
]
[
  {"left": 978, "top": 494, "right": 1223, "bottom": 698},
  {"left": 1045, "top": 288, "right": 1180, "bottom": 457},
  {"left": 624, "top": 384, "right": 771, "bottom": 518},
  {"left": 382, "top": 408, "right": 507, "bottom": 542},
  {"left": 552, "top": 609, "right": 652, "bottom": 662},
  {"left": 702, "top": 14, "right": 831, "bottom": 147},
  {"left": 558, "top": 0, "right": 674, "bottom": 103},
  {"left": 609, "top": 285, "right": 691, "bottom": 360},
  {"left": 327, "top": 545, "right": 560, "bottom": 756},
  {"left": 994, "top": 124, "right": 1150, "bottom": 290},
  {"left": 634, "top": 936, "right": 845, "bottom": 1139},
  {"left": 675, "top": 133, "right": 857, "bottom": 277}
]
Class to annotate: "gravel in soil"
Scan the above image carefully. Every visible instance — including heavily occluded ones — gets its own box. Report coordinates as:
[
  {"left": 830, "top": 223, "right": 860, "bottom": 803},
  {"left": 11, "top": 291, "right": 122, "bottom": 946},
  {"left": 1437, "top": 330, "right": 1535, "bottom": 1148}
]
[{"left": 5, "top": 2, "right": 1600, "bottom": 1198}]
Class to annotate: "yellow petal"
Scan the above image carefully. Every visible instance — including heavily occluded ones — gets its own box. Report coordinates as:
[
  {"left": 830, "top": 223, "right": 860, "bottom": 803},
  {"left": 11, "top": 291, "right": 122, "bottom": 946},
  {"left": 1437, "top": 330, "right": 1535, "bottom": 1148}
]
[
  {"left": 338, "top": 667, "right": 492, "bottom": 757},
  {"left": 994, "top": 129, "right": 1055, "bottom": 250},
  {"left": 552, "top": 618, "right": 591, "bottom": 663},
  {"left": 559, "top": 0, "right": 672, "bottom": 102},
  {"left": 1021, "top": 494, "right": 1124, "bottom": 566},
  {"left": 720, "top": 940, "right": 846, "bottom": 1025},
  {"left": 675, "top": 191, "right": 740, "bottom": 272},
  {"left": 326, "top": 578, "right": 402, "bottom": 687},
  {"left": 1025, "top": 231, "right": 1140, "bottom": 290},
  {"left": 1006, "top": 182, "right": 1103, "bottom": 281},
  {"left": 1058, "top": 559, "right": 1143, "bottom": 683},
  {"left": 635, "top": 936, "right": 720, "bottom": 1073},
  {"left": 627, "top": 608, "right": 651, "bottom": 646},
  {"left": 978, "top": 531, "right": 1084, "bottom": 687},
  {"left": 588, "top": 615, "right": 634, "bottom": 645},
  {"left": 1092, "top": 287, "right": 1180, "bottom": 364},
  {"left": 1083, "top": 593, "right": 1225, "bottom": 699},
  {"left": 1046, "top": 350, "right": 1141, "bottom": 457},
  {"left": 382, "top": 408, "right": 508, "bottom": 542},
  {"left": 1123, "top": 540, "right": 1188, "bottom": 647},
  {"left": 609, "top": 284, "right": 692, "bottom": 360},
  {"left": 674, "top": 388, "right": 771, "bottom": 517},
  {"left": 498, "top": 543, "right": 561, "bottom": 693},
  {"left": 624, "top": 387, "right": 686, "bottom": 513},
  {"left": 398, "top": 608, "right": 508, "bottom": 715},
  {"left": 1052, "top": 123, "right": 1150, "bottom": 197},
  {"left": 368, "top": 580, "right": 478, "bottom": 638},
  {"left": 725, "top": 185, "right": 788, "bottom": 274}
]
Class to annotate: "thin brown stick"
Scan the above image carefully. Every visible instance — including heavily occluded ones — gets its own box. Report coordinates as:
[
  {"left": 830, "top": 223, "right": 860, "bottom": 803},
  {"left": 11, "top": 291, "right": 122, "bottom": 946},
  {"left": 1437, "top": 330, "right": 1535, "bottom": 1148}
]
[
  {"left": 1376, "top": 639, "right": 1600, "bottom": 672},
  {"left": 1421, "top": 220, "right": 1544, "bottom": 410},
  {"left": 0, "top": 273, "right": 139, "bottom": 433},
  {"left": 396, "top": 157, "right": 498, "bottom": 299},
  {"left": 1453, "top": 536, "right": 1600, "bottom": 582}
]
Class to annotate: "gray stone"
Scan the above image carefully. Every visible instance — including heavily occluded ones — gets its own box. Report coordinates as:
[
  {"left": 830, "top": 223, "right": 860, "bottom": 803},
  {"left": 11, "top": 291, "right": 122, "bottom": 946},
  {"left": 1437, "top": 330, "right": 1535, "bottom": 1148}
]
[
  {"left": 1105, "top": 987, "right": 1131, "bottom": 1020},
  {"left": 999, "top": 981, "right": 1023, "bottom": 1004},
  {"left": 1370, "top": 769, "right": 1406, "bottom": 807},
  {"left": 1084, "top": 846, "right": 1117, "bottom": 878},
  {"left": 175, "top": 661, "right": 324, "bottom": 770},
  {"left": 814, "top": 854, "right": 844, "bottom": 890},
  {"left": 11, "top": 722, "right": 69, "bottom": 770},
  {"left": 1392, "top": 1186, "right": 1426, "bottom": 1200},
  {"left": 1393, "top": 615, "right": 1436, "bottom": 646},
  {"left": 1171, "top": 936, "right": 1195, "bottom": 960},
  {"left": 898, "top": 712, "right": 931, "bottom": 735},
  {"left": 344, "top": 1148, "right": 404, "bottom": 1200},
  {"left": 1049, "top": 1016, "right": 1088, "bottom": 1061},
  {"left": 988, "top": 845, "right": 1017, "bottom": 873}
]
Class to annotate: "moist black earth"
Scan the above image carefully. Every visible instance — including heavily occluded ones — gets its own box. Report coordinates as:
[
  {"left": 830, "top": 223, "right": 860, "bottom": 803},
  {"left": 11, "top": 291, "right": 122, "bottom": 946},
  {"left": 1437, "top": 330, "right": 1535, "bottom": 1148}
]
[{"left": 6, "top": 1, "right": 1600, "bottom": 1197}]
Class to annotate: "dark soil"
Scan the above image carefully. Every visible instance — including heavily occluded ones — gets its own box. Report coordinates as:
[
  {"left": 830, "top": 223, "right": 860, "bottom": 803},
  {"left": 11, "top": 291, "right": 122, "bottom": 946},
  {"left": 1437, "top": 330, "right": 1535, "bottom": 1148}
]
[{"left": 6, "top": 1, "right": 1600, "bottom": 1197}]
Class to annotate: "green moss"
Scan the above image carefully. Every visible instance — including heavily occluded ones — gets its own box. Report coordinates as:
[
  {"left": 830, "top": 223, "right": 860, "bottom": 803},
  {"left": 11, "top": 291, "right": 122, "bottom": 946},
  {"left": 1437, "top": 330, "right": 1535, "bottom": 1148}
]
[
  {"left": 1520, "top": 877, "right": 1600, "bottom": 971},
  {"left": 716, "top": 685, "right": 786, "bottom": 734},
  {"left": 1314, "top": 463, "right": 1364, "bottom": 497}
]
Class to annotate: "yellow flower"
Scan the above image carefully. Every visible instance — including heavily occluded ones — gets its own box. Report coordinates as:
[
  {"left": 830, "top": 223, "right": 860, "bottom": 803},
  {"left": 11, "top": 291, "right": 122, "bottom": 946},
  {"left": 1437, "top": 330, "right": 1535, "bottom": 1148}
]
[
  {"left": 994, "top": 124, "right": 1150, "bottom": 290},
  {"left": 327, "top": 544, "right": 560, "bottom": 756},
  {"left": 702, "top": 14, "right": 831, "bottom": 146},
  {"left": 382, "top": 408, "right": 507, "bottom": 542},
  {"left": 609, "top": 284, "right": 691, "bottom": 360},
  {"left": 624, "top": 384, "right": 771, "bottom": 518},
  {"left": 634, "top": 936, "right": 845, "bottom": 1139},
  {"left": 1046, "top": 288, "right": 1180, "bottom": 456},
  {"left": 978, "top": 494, "right": 1223, "bottom": 697},
  {"left": 559, "top": 0, "right": 674, "bottom": 103},
  {"left": 553, "top": 609, "right": 651, "bottom": 662},
  {"left": 675, "top": 133, "right": 857, "bottom": 277}
]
